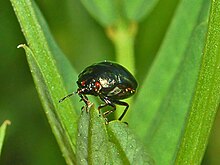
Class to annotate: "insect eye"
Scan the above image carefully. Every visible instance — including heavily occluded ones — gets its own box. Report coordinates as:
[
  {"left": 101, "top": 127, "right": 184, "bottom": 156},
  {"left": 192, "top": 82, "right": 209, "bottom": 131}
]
[
  {"left": 81, "top": 80, "right": 86, "bottom": 86},
  {"left": 95, "top": 82, "right": 101, "bottom": 90}
]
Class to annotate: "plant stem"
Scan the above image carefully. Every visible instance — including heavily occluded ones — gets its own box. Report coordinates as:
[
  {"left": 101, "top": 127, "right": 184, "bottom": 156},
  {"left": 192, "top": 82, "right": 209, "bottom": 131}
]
[
  {"left": 107, "top": 22, "right": 137, "bottom": 75},
  {"left": 106, "top": 22, "right": 137, "bottom": 119},
  {"left": 175, "top": 0, "right": 220, "bottom": 164}
]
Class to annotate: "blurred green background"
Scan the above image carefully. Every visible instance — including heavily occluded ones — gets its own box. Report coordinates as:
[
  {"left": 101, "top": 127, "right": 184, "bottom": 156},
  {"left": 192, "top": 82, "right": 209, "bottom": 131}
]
[{"left": 0, "top": 0, "right": 219, "bottom": 164}]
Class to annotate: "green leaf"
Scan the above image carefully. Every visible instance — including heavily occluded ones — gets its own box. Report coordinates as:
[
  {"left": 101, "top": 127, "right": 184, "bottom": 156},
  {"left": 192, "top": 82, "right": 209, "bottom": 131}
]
[
  {"left": 107, "top": 122, "right": 154, "bottom": 165},
  {"left": 76, "top": 104, "right": 111, "bottom": 164},
  {"left": 80, "top": 0, "right": 117, "bottom": 26},
  {"left": 76, "top": 105, "right": 153, "bottom": 165},
  {"left": 80, "top": 0, "right": 160, "bottom": 25},
  {"left": 10, "top": 0, "right": 80, "bottom": 164},
  {"left": 124, "top": 0, "right": 159, "bottom": 21},
  {"left": 19, "top": 44, "right": 77, "bottom": 164},
  {"left": 128, "top": 0, "right": 210, "bottom": 164},
  {"left": 0, "top": 120, "right": 11, "bottom": 156},
  {"left": 175, "top": 0, "right": 220, "bottom": 163}
]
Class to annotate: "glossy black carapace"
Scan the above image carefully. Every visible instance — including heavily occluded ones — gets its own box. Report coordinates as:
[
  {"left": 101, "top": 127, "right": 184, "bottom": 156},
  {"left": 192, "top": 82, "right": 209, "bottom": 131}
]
[{"left": 59, "top": 61, "right": 138, "bottom": 121}]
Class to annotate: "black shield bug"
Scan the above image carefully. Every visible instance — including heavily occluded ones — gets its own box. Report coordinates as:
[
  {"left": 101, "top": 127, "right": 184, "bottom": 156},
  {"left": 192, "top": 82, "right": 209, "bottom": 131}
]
[{"left": 59, "top": 61, "right": 138, "bottom": 121}]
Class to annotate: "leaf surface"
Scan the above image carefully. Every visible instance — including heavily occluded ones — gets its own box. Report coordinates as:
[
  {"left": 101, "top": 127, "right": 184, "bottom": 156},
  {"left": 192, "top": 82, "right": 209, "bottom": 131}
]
[
  {"left": 128, "top": 0, "right": 210, "bottom": 164},
  {"left": 76, "top": 105, "right": 153, "bottom": 165},
  {"left": 0, "top": 120, "right": 11, "bottom": 156},
  {"left": 10, "top": 0, "right": 81, "bottom": 163}
]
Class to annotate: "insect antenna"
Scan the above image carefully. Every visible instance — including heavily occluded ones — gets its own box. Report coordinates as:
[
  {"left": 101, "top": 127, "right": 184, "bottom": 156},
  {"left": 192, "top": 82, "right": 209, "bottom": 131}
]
[{"left": 59, "top": 92, "right": 76, "bottom": 103}]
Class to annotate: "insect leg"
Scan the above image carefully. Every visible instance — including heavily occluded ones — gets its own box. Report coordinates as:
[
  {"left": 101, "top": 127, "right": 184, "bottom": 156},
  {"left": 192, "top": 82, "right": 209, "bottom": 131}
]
[
  {"left": 98, "top": 95, "right": 116, "bottom": 118},
  {"left": 111, "top": 100, "right": 129, "bottom": 121},
  {"left": 59, "top": 92, "right": 76, "bottom": 103},
  {"left": 78, "top": 94, "right": 92, "bottom": 112},
  {"left": 98, "top": 103, "right": 108, "bottom": 115},
  {"left": 79, "top": 94, "right": 89, "bottom": 105},
  {"left": 102, "top": 102, "right": 116, "bottom": 118}
]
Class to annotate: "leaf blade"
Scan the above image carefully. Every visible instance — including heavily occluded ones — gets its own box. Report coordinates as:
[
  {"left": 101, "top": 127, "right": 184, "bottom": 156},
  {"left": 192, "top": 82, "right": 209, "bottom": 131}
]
[
  {"left": 107, "top": 121, "right": 154, "bottom": 165},
  {"left": 80, "top": 0, "right": 117, "bottom": 26},
  {"left": 175, "top": 0, "right": 220, "bottom": 163},
  {"left": 124, "top": 0, "right": 159, "bottom": 21},
  {"left": 20, "top": 44, "right": 76, "bottom": 164},
  {"left": 0, "top": 120, "right": 11, "bottom": 157},
  {"left": 10, "top": 0, "right": 79, "bottom": 163},
  {"left": 128, "top": 0, "right": 210, "bottom": 164},
  {"left": 76, "top": 105, "right": 153, "bottom": 164},
  {"left": 76, "top": 105, "right": 113, "bottom": 164}
]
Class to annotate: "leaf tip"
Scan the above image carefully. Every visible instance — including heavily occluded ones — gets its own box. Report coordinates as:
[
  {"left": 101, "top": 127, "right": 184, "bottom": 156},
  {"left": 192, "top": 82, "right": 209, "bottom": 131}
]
[
  {"left": 3, "top": 120, "right": 11, "bottom": 126},
  {"left": 17, "top": 44, "right": 26, "bottom": 49}
]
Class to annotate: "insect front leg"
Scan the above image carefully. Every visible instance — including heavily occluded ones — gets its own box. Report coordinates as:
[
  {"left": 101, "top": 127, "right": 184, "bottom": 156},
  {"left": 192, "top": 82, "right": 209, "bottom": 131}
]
[{"left": 79, "top": 94, "right": 91, "bottom": 112}]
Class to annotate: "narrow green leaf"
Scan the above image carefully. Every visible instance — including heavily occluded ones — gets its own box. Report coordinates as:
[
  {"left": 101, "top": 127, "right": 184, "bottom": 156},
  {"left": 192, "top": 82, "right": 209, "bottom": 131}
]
[
  {"left": 10, "top": 0, "right": 79, "bottom": 164},
  {"left": 175, "top": 0, "right": 220, "bottom": 163},
  {"left": 0, "top": 120, "right": 11, "bottom": 156},
  {"left": 19, "top": 45, "right": 76, "bottom": 164},
  {"left": 76, "top": 105, "right": 153, "bottom": 164},
  {"left": 80, "top": 0, "right": 160, "bottom": 25},
  {"left": 11, "top": 0, "right": 80, "bottom": 98},
  {"left": 76, "top": 104, "right": 113, "bottom": 164},
  {"left": 80, "top": 0, "right": 117, "bottom": 26},
  {"left": 107, "top": 122, "right": 154, "bottom": 165},
  {"left": 124, "top": 0, "right": 159, "bottom": 21},
  {"left": 144, "top": 23, "right": 208, "bottom": 164},
  {"left": 76, "top": 106, "right": 90, "bottom": 165},
  {"left": 128, "top": 0, "right": 210, "bottom": 164}
]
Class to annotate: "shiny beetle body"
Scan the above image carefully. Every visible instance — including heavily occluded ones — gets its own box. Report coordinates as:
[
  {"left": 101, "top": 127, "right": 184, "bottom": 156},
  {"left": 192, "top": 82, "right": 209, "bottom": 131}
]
[{"left": 60, "top": 61, "right": 138, "bottom": 121}]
